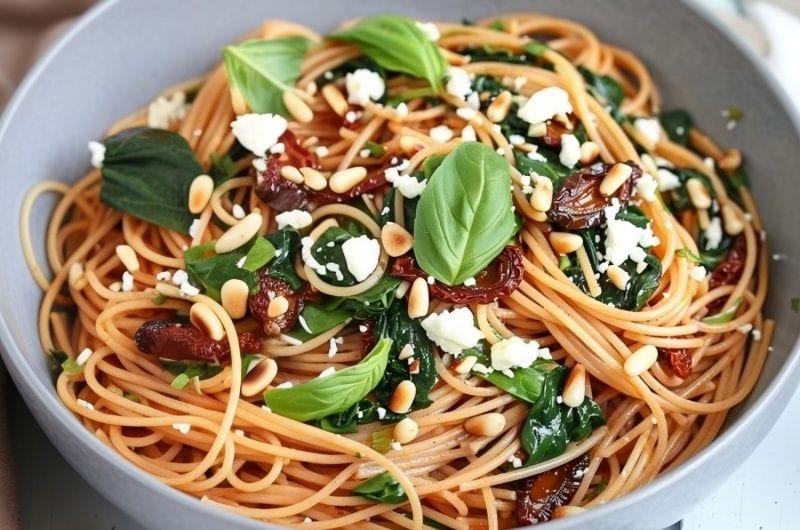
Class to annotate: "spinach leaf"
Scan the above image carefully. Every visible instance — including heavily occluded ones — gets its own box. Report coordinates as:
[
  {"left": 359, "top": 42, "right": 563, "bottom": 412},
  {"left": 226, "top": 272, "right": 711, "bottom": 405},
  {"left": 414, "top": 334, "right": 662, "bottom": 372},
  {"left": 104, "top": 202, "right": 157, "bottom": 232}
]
[
  {"left": 100, "top": 127, "right": 202, "bottom": 234},
  {"left": 265, "top": 228, "right": 303, "bottom": 290},
  {"left": 310, "top": 227, "right": 358, "bottom": 286},
  {"left": 223, "top": 36, "right": 313, "bottom": 115},
  {"left": 413, "top": 142, "right": 517, "bottom": 285},
  {"left": 161, "top": 359, "right": 224, "bottom": 389},
  {"left": 184, "top": 236, "right": 273, "bottom": 300},
  {"left": 285, "top": 304, "right": 350, "bottom": 342},
  {"left": 521, "top": 363, "right": 605, "bottom": 465},
  {"left": 579, "top": 66, "right": 624, "bottom": 120},
  {"left": 330, "top": 15, "right": 446, "bottom": 90},
  {"left": 264, "top": 338, "right": 392, "bottom": 421},
  {"left": 209, "top": 152, "right": 238, "bottom": 185},
  {"left": 323, "top": 275, "right": 402, "bottom": 319},
  {"left": 378, "top": 188, "right": 419, "bottom": 234},
  {"left": 373, "top": 302, "right": 436, "bottom": 411},
  {"left": 659, "top": 109, "right": 693, "bottom": 145},
  {"left": 318, "top": 399, "right": 380, "bottom": 434},
  {"left": 463, "top": 343, "right": 552, "bottom": 404},
  {"left": 514, "top": 149, "right": 571, "bottom": 190},
  {"left": 353, "top": 473, "right": 407, "bottom": 504}
]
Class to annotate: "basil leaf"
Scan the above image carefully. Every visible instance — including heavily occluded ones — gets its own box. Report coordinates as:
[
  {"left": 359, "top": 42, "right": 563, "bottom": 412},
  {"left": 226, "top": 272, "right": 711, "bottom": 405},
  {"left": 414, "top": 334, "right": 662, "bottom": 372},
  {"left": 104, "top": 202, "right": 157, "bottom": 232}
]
[
  {"left": 353, "top": 473, "right": 407, "bottom": 504},
  {"left": 331, "top": 15, "right": 446, "bottom": 90},
  {"left": 264, "top": 338, "right": 392, "bottom": 421},
  {"left": 100, "top": 127, "right": 202, "bottom": 234},
  {"left": 266, "top": 228, "right": 303, "bottom": 290},
  {"left": 373, "top": 302, "right": 436, "bottom": 410},
  {"left": 285, "top": 304, "right": 350, "bottom": 342},
  {"left": 242, "top": 237, "right": 275, "bottom": 272},
  {"left": 521, "top": 363, "right": 605, "bottom": 466},
  {"left": 223, "top": 36, "right": 313, "bottom": 115},
  {"left": 161, "top": 359, "right": 224, "bottom": 380},
  {"left": 241, "top": 354, "right": 263, "bottom": 377},
  {"left": 323, "top": 275, "right": 402, "bottom": 319},
  {"left": 184, "top": 236, "right": 272, "bottom": 300},
  {"left": 659, "top": 109, "right": 693, "bottom": 145},
  {"left": 413, "top": 142, "right": 517, "bottom": 285},
  {"left": 318, "top": 399, "right": 377, "bottom": 434},
  {"left": 463, "top": 343, "right": 552, "bottom": 404}
]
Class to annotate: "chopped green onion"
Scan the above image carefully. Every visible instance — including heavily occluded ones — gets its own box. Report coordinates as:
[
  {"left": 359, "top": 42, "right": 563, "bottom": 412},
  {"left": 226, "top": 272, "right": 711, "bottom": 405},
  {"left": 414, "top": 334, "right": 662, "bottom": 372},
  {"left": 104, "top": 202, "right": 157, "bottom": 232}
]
[
  {"left": 151, "top": 292, "right": 167, "bottom": 305},
  {"left": 675, "top": 248, "right": 701, "bottom": 264},
  {"left": 702, "top": 297, "right": 742, "bottom": 324},
  {"left": 362, "top": 141, "right": 386, "bottom": 157},
  {"left": 558, "top": 255, "right": 571, "bottom": 271},
  {"left": 171, "top": 373, "right": 191, "bottom": 389},
  {"left": 61, "top": 358, "right": 84, "bottom": 375},
  {"left": 523, "top": 41, "right": 549, "bottom": 57},
  {"left": 371, "top": 428, "right": 393, "bottom": 454}
]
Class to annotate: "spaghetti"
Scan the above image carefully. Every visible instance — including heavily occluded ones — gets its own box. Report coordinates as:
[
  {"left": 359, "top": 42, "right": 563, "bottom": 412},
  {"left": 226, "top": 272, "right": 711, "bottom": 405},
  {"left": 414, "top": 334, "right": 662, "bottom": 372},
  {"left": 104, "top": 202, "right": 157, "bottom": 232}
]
[{"left": 23, "top": 12, "right": 770, "bottom": 530}]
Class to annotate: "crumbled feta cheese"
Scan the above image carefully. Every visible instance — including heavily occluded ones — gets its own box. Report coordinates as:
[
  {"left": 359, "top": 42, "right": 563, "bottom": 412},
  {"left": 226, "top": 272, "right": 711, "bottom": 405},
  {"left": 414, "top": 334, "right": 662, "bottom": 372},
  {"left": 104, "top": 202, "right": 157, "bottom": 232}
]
[
  {"left": 252, "top": 157, "right": 267, "bottom": 173},
  {"left": 605, "top": 219, "right": 647, "bottom": 266},
  {"left": 318, "top": 366, "right": 336, "bottom": 379},
  {"left": 737, "top": 323, "right": 753, "bottom": 334},
  {"left": 172, "top": 269, "right": 188, "bottom": 285},
  {"left": 463, "top": 277, "right": 476, "bottom": 287},
  {"left": 426, "top": 276, "right": 435, "bottom": 285},
  {"left": 526, "top": 150, "right": 547, "bottom": 162},
  {"left": 298, "top": 315, "right": 312, "bottom": 334},
  {"left": 446, "top": 67, "right": 473, "bottom": 99},
  {"left": 704, "top": 217, "right": 723, "bottom": 250},
  {"left": 88, "top": 141, "right": 105, "bottom": 169},
  {"left": 633, "top": 117, "right": 662, "bottom": 145},
  {"left": 420, "top": 307, "right": 483, "bottom": 356},
  {"left": 275, "top": 209, "right": 313, "bottom": 230},
  {"left": 280, "top": 335, "right": 303, "bottom": 346},
  {"left": 301, "top": 236, "right": 325, "bottom": 272},
  {"left": 472, "top": 363, "right": 491, "bottom": 374},
  {"left": 514, "top": 76, "right": 527, "bottom": 91},
  {"left": 461, "top": 125, "right": 477, "bottom": 142},
  {"left": 635, "top": 173, "right": 658, "bottom": 202},
  {"left": 341, "top": 236, "right": 380, "bottom": 282},
  {"left": 193, "top": 128, "right": 203, "bottom": 137},
  {"left": 390, "top": 441, "right": 402, "bottom": 451},
  {"left": 180, "top": 281, "right": 200, "bottom": 297},
  {"left": 77, "top": 399, "right": 94, "bottom": 411},
  {"left": 275, "top": 381, "right": 293, "bottom": 389},
  {"left": 345, "top": 110, "right": 360, "bottom": 123},
  {"left": 377, "top": 407, "right": 387, "bottom": 420},
  {"left": 752, "top": 329, "right": 762, "bottom": 341},
  {"left": 230, "top": 113, "right": 288, "bottom": 157},
  {"left": 395, "top": 102, "right": 409, "bottom": 117},
  {"left": 315, "top": 145, "right": 329, "bottom": 158},
  {"left": 236, "top": 256, "right": 246, "bottom": 269},
  {"left": 689, "top": 265, "right": 707, "bottom": 282},
  {"left": 456, "top": 107, "right": 477, "bottom": 121},
  {"left": 75, "top": 348, "right": 93, "bottom": 366},
  {"left": 189, "top": 218, "right": 203, "bottom": 239},
  {"left": 415, "top": 21, "right": 440, "bottom": 41},
  {"left": 395, "top": 280, "right": 411, "bottom": 299},
  {"left": 121, "top": 271, "right": 134, "bottom": 292},
  {"left": 385, "top": 163, "right": 426, "bottom": 199},
  {"left": 172, "top": 422, "right": 191, "bottom": 434},
  {"left": 156, "top": 270, "right": 172, "bottom": 282},
  {"left": 231, "top": 204, "right": 246, "bottom": 220},
  {"left": 345, "top": 69, "right": 385, "bottom": 106},
  {"left": 268, "top": 143, "right": 285, "bottom": 156},
  {"left": 490, "top": 336, "right": 541, "bottom": 373},
  {"left": 517, "top": 86, "right": 573, "bottom": 124},
  {"left": 148, "top": 91, "right": 188, "bottom": 129},
  {"left": 466, "top": 91, "right": 480, "bottom": 110},
  {"left": 303, "top": 517, "right": 313, "bottom": 523},
  {"left": 430, "top": 125, "right": 454, "bottom": 143},
  {"left": 639, "top": 225, "right": 660, "bottom": 248},
  {"left": 234, "top": 429, "right": 245, "bottom": 437},
  {"left": 328, "top": 337, "right": 338, "bottom": 358},
  {"left": 559, "top": 133, "right": 580, "bottom": 168},
  {"left": 655, "top": 168, "right": 681, "bottom": 191},
  {"left": 508, "top": 134, "right": 526, "bottom": 146},
  {"left": 358, "top": 324, "right": 368, "bottom": 333},
  {"left": 359, "top": 148, "right": 371, "bottom": 158}
]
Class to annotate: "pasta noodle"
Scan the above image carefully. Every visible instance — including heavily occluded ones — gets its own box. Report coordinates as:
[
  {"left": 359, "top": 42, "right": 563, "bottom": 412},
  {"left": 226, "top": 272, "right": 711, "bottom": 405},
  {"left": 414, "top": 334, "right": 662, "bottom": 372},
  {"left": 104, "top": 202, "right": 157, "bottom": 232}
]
[{"left": 23, "top": 12, "right": 770, "bottom": 529}]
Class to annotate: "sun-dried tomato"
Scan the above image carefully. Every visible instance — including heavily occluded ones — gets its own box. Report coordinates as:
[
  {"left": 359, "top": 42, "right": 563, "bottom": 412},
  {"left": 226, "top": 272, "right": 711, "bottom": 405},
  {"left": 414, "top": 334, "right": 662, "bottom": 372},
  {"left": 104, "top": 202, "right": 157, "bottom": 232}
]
[
  {"left": 253, "top": 130, "right": 317, "bottom": 212},
  {"left": 516, "top": 453, "right": 589, "bottom": 525},
  {"left": 134, "top": 320, "right": 263, "bottom": 362},
  {"left": 662, "top": 347, "right": 692, "bottom": 378},
  {"left": 248, "top": 272, "right": 317, "bottom": 337},
  {"left": 540, "top": 119, "right": 573, "bottom": 148},
  {"left": 706, "top": 234, "right": 747, "bottom": 314},
  {"left": 550, "top": 162, "right": 642, "bottom": 229},
  {"left": 391, "top": 246, "right": 524, "bottom": 304}
]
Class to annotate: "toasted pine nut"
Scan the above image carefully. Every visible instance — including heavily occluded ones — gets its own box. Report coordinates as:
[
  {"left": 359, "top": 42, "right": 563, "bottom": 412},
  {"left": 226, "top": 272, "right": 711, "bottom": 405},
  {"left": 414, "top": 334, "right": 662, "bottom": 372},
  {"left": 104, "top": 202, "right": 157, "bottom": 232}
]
[
  {"left": 553, "top": 506, "right": 587, "bottom": 519},
  {"left": 381, "top": 222, "right": 413, "bottom": 257},
  {"left": 686, "top": 179, "right": 712, "bottom": 209},
  {"left": 528, "top": 122, "right": 547, "bottom": 137},
  {"left": 722, "top": 203, "right": 745, "bottom": 235},
  {"left": 394, "top": 417, "right": 419, "bottom": 444},
  {"left": 718, "top": 148, "right": 742, "bottom": 172},
  {"left": 215, "top": 213, "right": 263, "bottom": 254},
  {"left": 299, "top": 167, "right": 327, "bottom": 191},
  {"left": 606, "top": 265, "right": 630, "bottom": 290},
  {"left": 230, "top": 86, "right": 248, "bottom": 115},
  {"left": 530, "top": 175, "right": 553, "bottom": 211},
  {"left": 115, "top": 244, "right": 140, "bottom": 273},
  {"left": 190, "top": 303, "right": 225, "bottom": 341},
  {"left": 68, "top": 262, "right": 84, "bottom": 289},
  {"left": 267, "top": 295, "right": 289, "bottom": 318},
  {"left": 624, "top": 345, "right": 659, "bottom": 376},
  {"left": 561, "top": 364, "right": 586, "bottom": 408},
  {"left": 304, "top": 81, "right": 318, "bottom": 96},
  {"left": 389, "top": 380, "right": 416, "bottom": 413},
  {"left": 188, "top": 174, "right": 214, "bottom": 214},
  {"left": 321, "top": 83, "right": 349, "bottom": 116},
  {"left": 549, "top": 231, "right": 583, "bottom": 254},
  {"left": 600, "top": 163, "right": 633, "bottom": 196},
  {"left": 487, "top": 91, "right": 512, "bottom": 123},
  {"left": 400, "top": 135, "right": 426, "bottom": 153},
  {"left": 579, "top": 141, "right": 601, "bottom": 165},
  {"left": 282, "top": 89, "right": 313, "bottom": 123},
  {"left": 452, "top": 355, "right": 478, "bottom": 375},
  {"left": 464, "top": 413, "right": 506, "bottom": 437},
  {"left": 242, "top": 358, "right": 277, "bottom": 397},
  {"left": 220, "top": 278, "right": 249, "bottom": 319},
  {"left": 329, "top": 166, "right": 368, "bottom": 193},
  {"left": 280, "top": 165, "right": 304, "bottom": 184},
  {"left": 398, "top": 344, "right": 415, "bottom": 360},
  {"left": 407, "top": 278, "right": 429, "bottom": 319},
  {"left": 697, "top": 208, "right": 711, "bottom": 230}
]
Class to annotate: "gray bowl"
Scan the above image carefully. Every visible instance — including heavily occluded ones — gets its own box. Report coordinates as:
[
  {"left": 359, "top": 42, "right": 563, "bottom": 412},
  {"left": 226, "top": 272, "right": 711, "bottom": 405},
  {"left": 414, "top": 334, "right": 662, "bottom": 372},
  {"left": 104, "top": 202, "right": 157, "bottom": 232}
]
[{"left": 1, "top": 0, "right": 798, "bottom": 529}]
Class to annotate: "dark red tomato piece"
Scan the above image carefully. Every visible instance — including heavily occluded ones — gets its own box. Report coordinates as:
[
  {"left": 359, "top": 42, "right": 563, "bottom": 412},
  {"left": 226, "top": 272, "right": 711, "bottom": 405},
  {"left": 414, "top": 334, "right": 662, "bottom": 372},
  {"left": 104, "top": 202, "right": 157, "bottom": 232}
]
[
  {"left": 516, "top": 453, "right": 590, "bottom": 525},
  {"left": 134, "top": 320, "right": 262, "bottom": 362}
]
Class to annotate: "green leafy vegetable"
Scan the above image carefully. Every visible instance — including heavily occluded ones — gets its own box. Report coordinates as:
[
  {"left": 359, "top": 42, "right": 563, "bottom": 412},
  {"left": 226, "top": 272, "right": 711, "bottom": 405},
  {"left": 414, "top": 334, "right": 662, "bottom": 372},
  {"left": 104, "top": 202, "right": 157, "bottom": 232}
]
[
  {"left": 101, "top": 127, "right": 203, "bottom": 234},
  {"left": 373, "top": 302, "right": 436, "bottom": 411},
  {"left": 362, "top": 140, "right": 386, "bottom": 157},
  {"left": 521, "top": 363, "right": 605, "bottom": 465},
  {"left": 330, "top": 15, "right": 446, "bottom": 90},
  {"left": 318, "top": 399, "right": 380, "bottom": 434},
  {"left": 61, "top": 358, "right": 84, "bottom": 376},
  {"left": 171, "top": 373, "right": 191, "bottom": 389},
  {"left": 659, "top": 110, "right": 693, "bottom": 145},
  {"left": 372, "top": 428, "right": 394, "bottom": 453},
  {"left": 264, "top": 338, "right": 392, "bottom": 421},
  {"left": 310, "top": 227, "right": 358, "bottom": 286},
  {"left": 323, "top": 275, "right": 402, "bottom": 319},
  {"left": 285, "top": 304, "right": 350, "bottom": 342},
  {"left": 151, "top": 292, "right": 167, "bottom": 305},
  {"left": 49, "top": 349, "right": 68, "bottom": 376},
  {"left": 241, "top": 354, "right": 263, "bottom": 377},
  {"left": 265, "top": 228, "right": 303, "bottom": 290},
  {"left": 353, "top": 473, "right": 407, "bottom": 504},
  {"left": 122, "top": 391, "right": 141, "bottom": 403},
  {"left": 209, "top": 152, "right": 238, "bottom": 184},
  {"left": 702, "top": 297, "right": 743, "bottom": 324},
  {"left": 514, "top": 150, "right": 571, "bottom": 190},
  {"left": 413, "top": 142, "right": 517, "bottom": 285},
  {"left": 223, "top": 36, "right": 313, "bottom": 114},
  {"left": 523, "top": 41, "right": 549, "bottom": 57},
  {"left": 579, "top": 66, "right": 624, "bottom": 114},
  {"left": 184, "top": 236, "right": 273, "bottom": 300},
  {"left": 462, "top": 343, "right": 551, "bottom": 404},
  {"left": 241, "top": 237, "right": 275, "bottom": 272},
  {"left": 161, "top": 359, "right": 224, "bottom": 383}
]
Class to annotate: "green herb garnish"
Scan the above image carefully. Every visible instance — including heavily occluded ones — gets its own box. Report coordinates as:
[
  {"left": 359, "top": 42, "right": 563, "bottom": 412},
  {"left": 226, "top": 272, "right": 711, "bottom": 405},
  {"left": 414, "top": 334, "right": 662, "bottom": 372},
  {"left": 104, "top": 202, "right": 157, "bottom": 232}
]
[{"left": 353, "top": 473, "right": 407, "bottom": 503}]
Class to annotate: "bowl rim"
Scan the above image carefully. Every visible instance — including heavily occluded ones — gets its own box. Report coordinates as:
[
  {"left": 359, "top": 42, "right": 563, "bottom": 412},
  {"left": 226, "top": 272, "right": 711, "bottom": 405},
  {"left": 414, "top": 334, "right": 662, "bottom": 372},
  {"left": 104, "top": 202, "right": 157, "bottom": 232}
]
[{"left": 1, "top": 0, "right": 799, "bottom": 528}]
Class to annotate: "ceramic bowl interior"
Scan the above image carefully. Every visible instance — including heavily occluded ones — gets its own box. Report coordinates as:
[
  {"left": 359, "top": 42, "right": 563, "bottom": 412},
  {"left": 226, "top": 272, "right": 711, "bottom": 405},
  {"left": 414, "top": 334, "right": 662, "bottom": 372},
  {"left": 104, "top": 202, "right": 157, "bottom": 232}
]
[{"left": 1, "top": 1, "right": 798, "bottom": 529}]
